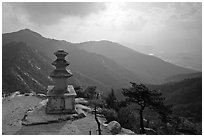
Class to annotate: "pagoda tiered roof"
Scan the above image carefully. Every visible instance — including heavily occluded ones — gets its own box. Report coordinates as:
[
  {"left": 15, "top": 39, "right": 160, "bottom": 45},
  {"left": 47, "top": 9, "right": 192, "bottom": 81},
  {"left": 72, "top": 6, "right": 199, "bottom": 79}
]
[
  {"left": 50, "top": 69, "right": 72, "bottom": 78},
  {"left": 50, "top": 49, "right": 72, "bottom": 78},
  {"left": 54, "top": 50, "right": 68, "bottom": 58},
  {"left": 52, "top": 59, "right": 70, "bottom": 67}
]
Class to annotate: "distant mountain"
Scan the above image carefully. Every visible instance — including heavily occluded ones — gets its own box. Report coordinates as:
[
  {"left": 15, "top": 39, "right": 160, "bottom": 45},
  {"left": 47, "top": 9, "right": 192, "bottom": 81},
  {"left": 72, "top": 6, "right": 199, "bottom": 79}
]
[
  {"left": 164, "top": 72, "right": 201, "bottom": 83},
  {"left": 2, "top": 29, "right": 197, "bottom": 94},
  {"left": 3, "top": 30, "right": 143, "bottom": 94},
  {"left": 2, "top": 42, "right": 109, "bottom": 94},
  {"left": 3, "top": 29, "right": 197, "bottom": 84},
  {"left": 76, "top": 40, "right": 196, "bottom": 83},
  {"left": 148, "top": 77, "right": 202, "bottom": 103}
]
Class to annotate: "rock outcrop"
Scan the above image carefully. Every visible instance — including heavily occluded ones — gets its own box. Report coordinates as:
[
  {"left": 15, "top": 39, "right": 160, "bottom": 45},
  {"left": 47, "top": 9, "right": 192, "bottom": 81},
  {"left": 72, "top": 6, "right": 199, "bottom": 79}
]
[
  {"left": 120, "top": 128, "right": 136, "bottom": 135},
  {"left": 75, "top": 104, "right": 91, "bottom": 112},
  {"left": 105, "top": 120, "right": 136, "bottom": 135},
  {"left": 75, "top": 98, "right": 88, "bottom": 105},
  {"left": 107, "top": 121, "right": 122, "bottom": 134}
]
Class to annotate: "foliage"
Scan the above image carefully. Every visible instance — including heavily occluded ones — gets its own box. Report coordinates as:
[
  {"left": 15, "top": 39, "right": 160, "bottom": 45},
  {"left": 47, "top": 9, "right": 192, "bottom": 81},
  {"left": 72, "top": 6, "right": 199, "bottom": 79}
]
[
  {"left": 164, "top": 115, "right": 202, "bottom": 135},
  {"left": 118, "top": 100, "right": 128, "bottom": 108},
  {"left": 89, "top": 98, "right": 104, "bottom": 109},
  {"left": 117, "top": 105, "right": 140, "bottom": 133},
  {"left": 148, "top": 77, "right": 202, "bottom": 122},
  {"left": 88, "top": 92, "right": 104, "bottom": 135},
  {"left": 84, "top": 86, "right": 97, "bottom": 99},
  {"left": 105, "top": 89, "right": 119, "bottom": 111},
  {"left": 101, "top": 108, "right": 118, "bottom": 123},
  {"left": 74, "top": 85, "right": 85, "bottom": 98},
  {"left": 122, "top": 82, "right": 172, "bottom": 134}
]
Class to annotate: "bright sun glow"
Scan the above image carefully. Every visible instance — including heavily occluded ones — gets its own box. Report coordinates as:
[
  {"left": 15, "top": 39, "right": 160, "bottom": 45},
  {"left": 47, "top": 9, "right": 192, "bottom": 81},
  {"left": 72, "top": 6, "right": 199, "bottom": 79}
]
[{"left": 98, "top": 3, "right": 127, "bottom": 29}]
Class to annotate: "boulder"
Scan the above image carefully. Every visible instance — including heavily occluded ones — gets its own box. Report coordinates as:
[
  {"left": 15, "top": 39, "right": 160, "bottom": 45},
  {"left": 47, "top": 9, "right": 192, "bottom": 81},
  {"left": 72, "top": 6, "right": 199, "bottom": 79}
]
[
  {"left": 10, "top": 91, "right": 20, "bottom": 98},
  {"left": 37, "top": 94, "right": 47, "bottom": 99},
  {"left": 75, "top": 98, "right": 88, "bottom": 105},
  {"left": 75, "top": 104, "right": 91, "bottom": 112},
  {"left": 107, "top": 121, "right": 121, "bottom": 135},
  {"left": 24, "top": 93, "right": 30, "bottom": 96},
  {"left": 29, "top": 92, "right": 36, "bottom": 96},
  {"left": 75, "top": 108, "right": 86, "bottom": 118},
  {"left": 144, "top": 127, "right": 157, "bottom": 135},
  {"left": 120, "top": 128, "right": 135, "bottom": 135}
]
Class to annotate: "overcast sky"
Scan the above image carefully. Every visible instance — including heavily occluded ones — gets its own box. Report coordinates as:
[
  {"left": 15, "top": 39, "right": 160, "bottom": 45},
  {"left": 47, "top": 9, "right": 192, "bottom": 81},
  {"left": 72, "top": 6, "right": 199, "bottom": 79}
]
[{"left": 2, "top": 2, "right": 202, "bottom": 71}]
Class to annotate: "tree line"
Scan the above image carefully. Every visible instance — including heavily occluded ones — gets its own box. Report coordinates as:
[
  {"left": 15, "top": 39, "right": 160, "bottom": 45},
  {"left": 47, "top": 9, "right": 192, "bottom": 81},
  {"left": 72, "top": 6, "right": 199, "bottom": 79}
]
[{"left": 74, "top": 82, "right": 201, "bottom": 135}]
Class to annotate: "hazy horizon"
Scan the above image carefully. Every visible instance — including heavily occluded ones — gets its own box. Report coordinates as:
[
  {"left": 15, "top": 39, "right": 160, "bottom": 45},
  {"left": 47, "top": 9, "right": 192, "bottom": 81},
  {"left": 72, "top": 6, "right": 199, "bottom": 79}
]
[{"left": 2, "top": 2, "right": 202, "bottom": 71}]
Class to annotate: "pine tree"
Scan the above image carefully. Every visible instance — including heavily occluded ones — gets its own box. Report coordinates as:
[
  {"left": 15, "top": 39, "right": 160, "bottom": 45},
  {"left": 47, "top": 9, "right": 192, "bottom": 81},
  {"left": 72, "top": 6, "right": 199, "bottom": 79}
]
[
  {"left": 89, "top": 93, "right": 104, "bottom": 135},
  {"left": 122, "top": 82, "right": 172, "bottom": 134},
  {"left": 84, "top": 86, "right": 97, "bottom": 99},
  {"left": 106, "top": 89, "right": 118, "bottom": 111}
]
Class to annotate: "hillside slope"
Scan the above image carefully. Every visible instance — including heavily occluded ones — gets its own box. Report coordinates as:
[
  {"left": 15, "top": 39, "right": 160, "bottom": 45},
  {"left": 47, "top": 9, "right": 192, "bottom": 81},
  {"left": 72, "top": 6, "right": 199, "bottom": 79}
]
[
  {"left": 164, "top": 72, "right": 201, "bottom": 83},
  {"left": 77, "top": 40, "right": 196, "bottom": 83},
  {"left": 148, "top": 77, "right": 202, "bottom": 122},
  {"left": 3, "top": 42, "right": 53, "bottom": 94},
  {"left": 2, "top": 39, "right": 142, "bottom": 94},
  {"left": 114, "top": 77, "right": 202, "bottom": 122},
  {"left": 3, "top": 29, "right": 196, "bottom": 85}
]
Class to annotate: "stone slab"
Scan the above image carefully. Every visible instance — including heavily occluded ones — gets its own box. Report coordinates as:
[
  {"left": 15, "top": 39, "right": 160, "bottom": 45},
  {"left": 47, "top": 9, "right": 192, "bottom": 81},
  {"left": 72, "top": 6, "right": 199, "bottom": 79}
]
[
  {"left": 22, "top": 100, "right": 85, "bottom": 126},
  {"left": 75, "top": 98, "right": 88, "bottom": 105},
  {"left": 75, "top": 104, "right": 91, "bottom": 112},
  {"left": 119, "top": 128, "right": 136, "bottom": 135}
]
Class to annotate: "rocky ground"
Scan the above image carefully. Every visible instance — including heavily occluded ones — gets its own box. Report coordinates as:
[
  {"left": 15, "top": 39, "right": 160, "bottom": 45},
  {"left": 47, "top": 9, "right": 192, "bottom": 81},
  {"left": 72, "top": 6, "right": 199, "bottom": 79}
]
[
  {"left": 15, "top": 113, "right": 112, "bottom": 135},
  {"left": 2, "top": 95, "right": 42, "bottom": 135},
  {"left": 2, "top": 94, "right": 134, "bottom": 135}
]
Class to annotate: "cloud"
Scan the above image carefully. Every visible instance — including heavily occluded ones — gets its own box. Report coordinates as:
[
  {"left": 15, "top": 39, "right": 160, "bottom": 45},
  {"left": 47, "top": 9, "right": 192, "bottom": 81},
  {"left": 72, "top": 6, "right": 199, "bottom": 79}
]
[
  {"left": 164, "top": 3, "right": 202, "bottom": 31},
  {"left": 122, "top": 16, "right": 148, "bottom": 31},
  {"left": 5, "top": 2, "right": 106, "bottom": 25},
  {"left": 2, "top": 3, "right": 34, "bottom": 32}
]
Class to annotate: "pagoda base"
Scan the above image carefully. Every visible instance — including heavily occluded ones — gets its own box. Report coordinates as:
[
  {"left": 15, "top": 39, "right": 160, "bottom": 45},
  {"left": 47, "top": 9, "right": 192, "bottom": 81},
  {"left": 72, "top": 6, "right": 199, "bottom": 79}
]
[
  {"left": 46, "top": 95, "right": 76, "bottom": 114},
  {"left": 46, "top": 85, "right": 77, "bottom": 114}
]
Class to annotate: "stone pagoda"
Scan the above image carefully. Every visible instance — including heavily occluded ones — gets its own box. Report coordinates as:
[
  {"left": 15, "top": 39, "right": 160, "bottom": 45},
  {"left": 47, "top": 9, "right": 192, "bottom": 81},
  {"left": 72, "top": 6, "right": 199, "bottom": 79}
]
[{"left": 46, "top": 49, "right": 77, "bottom": 114}]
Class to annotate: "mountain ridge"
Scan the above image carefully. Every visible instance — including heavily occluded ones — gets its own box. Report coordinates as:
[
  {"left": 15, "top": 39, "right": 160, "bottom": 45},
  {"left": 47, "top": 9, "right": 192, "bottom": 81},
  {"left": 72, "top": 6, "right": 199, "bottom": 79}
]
[
  {"left": 2, "top": 29, "right": 197, "bottom": 95},
  {"left": 76, "top": 40, "right": 196, "bottom": 83},
  {"left": 3, "top": 29, "right": 196, "bottom": 84},
  {"left": 2, "top": 38, "right": 142, "bottom": 94}
]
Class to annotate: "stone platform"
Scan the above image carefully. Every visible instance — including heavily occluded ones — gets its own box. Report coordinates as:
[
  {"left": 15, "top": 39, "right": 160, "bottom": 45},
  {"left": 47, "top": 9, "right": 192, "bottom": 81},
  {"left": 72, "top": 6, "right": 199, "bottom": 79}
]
[{"left": 22, "top": 99, "right": 85, "bottom": 126}]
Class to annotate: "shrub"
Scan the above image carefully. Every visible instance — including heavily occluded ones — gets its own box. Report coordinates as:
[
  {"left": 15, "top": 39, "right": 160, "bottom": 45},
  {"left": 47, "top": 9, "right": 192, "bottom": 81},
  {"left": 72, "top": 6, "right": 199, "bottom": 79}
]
[{"left": 101, "top": 108, "right": 118, "bottom": 123}]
